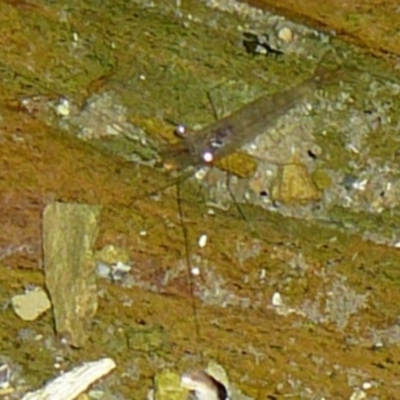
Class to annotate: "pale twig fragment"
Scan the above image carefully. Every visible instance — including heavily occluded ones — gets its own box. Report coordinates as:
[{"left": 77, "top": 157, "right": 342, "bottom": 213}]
[{"left": 22, "top": 357, "right": 116, "bottom": 400}]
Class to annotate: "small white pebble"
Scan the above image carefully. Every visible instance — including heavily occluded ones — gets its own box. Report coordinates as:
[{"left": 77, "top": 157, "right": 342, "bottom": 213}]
[
  {"left": 96, "top": 263, "right": 111, "bottom": 278},
  {"left": 0, "top": 364, "right": 10, "bottom": 389},
  {"left": 259, "top": 268, "right": 266, "bottom": 281},
  {"left": 191, "top": 266, "right": 200, "bottom": 276},
  {"left": 139, "top": 74, "right": 146, "bottom": 81},
  {"left": 54, "top": 358, "right": 64, "bottom": 367},
  {"left": 278, "top": 27, "right": 293, "bottom": 43},
  {"left": 198, "top": 234, "right": 207, "bottom": 248},
  {"left": 11, "top": 287, "right": 51, "bottom": 321},
  {"left": 195, "top": 168, "right": 208, "bottom": 181},
  {"left": 249, "top": 143, "right": 257, "bottom": 151},
  {"left": 362, "top": 381, "right": 373, "bottom": 390},
  {"left": 353, "top": 179, "right": 368, "bottom": 191},
  {"left": 266, "top": 169, "right": 273, "bottom": 176},
  {"left": 350, "top": 389, "right": 366, "bottom": 400},
  {"left": 271, "top": 292, "right": 283, "bottom": 307},
  {"left": 88, "top": 389, "right": 106, "bottom": 400},
  {"left": 55, "top": 98, "right": 71, "bottom": 117},
  {"left": 112, "top": 261, "right": 131, "bottom": 273}
]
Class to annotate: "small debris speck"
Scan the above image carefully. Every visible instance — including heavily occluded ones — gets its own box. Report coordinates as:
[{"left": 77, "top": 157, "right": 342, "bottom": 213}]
[{"left": 198, "top": 234, "right": 208, "bottom": 248}]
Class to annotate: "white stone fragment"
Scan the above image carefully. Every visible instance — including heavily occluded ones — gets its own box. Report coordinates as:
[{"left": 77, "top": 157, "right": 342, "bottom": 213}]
[
  {"left": 271, "top": 292, "right": 283, "bottom": 307},
  {"left": 55, "top": 98, "right": 71, "bottom": 117},
  {"left": 191, "top": 266, "right": 200, "bottom": 276},
  {"left": 11, "top": 287, "right": 51, "bottom": 321},
  {"left": 349, "top": 389, "right": 366, "bottom": 400},
  {"left": 259, "top": 268, "right": 266, "bottom": 281},
  {"left": 278, "top": 27, "right": 293, "bottom": 43},
  {"left": 353, "top": 179, "right": 368, "bottom": 191},
  {"left": 22, "top": 357, "right": 116, "bottom": 400},
  {"left": 96, "top": 262, "right": 111, "bottom": 278},
  {"left": 198, "top": 234, "right": 208, "bottom": 248},
  {"left": 0, "top": 363, "right": 11, "bottom": 389},
  {"left": 361, "top": 381, "right": 372, "bottom": 390},
  {"left": 112, "top": 261, "right": 131, "bottom": 273},
  {"left": 195, "top": 168, "right": 208, "bottom": 181}
]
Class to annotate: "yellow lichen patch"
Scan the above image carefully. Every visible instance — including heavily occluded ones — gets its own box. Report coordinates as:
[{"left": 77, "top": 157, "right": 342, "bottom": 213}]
[
  {"left": 271, "top": 162, "right": 322, "bottom": 204},
  {"left": 216, "top": 151, "right": 258, "bottom": 178}
]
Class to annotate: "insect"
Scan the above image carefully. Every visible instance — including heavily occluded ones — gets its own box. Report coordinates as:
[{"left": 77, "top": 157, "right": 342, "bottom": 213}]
[
  {"left": 160, "top": 53, "right": 339, "bottom": 173},
  {"left": 15, "top": 53, "right": 339, "bottom": 398}
]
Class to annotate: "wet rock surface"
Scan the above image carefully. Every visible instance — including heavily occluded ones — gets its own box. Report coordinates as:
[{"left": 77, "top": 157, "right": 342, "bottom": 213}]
[
  {"left": 0, "top": 0, "right": 400, "bottom": 399},
  {"left": 243, "top": 0, "right": 400, "bottom": 59}
]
